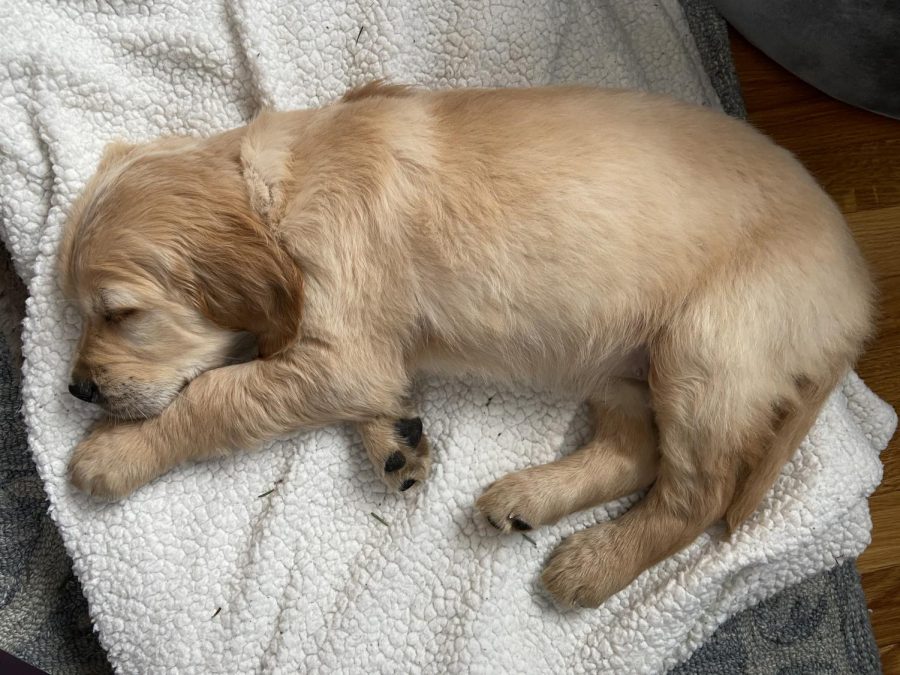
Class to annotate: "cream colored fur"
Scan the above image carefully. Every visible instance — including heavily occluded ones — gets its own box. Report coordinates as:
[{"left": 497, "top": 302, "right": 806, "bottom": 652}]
[{"left": 58, "top": 84, "right": 874, "bottom": 607}]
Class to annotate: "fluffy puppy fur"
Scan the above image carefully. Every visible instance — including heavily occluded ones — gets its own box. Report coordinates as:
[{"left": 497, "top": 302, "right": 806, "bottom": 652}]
[{"left": 59, "top": 84, "right": 874, "bottom": 608}]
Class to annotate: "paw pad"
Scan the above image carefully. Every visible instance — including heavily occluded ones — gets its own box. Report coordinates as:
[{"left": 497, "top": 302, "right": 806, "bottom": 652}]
[
  {"left": 384, "top": 451, "right": 407, "bottom": 473},
  {"left": 394, "top": 417, "right": 423, "bottom": 447}
]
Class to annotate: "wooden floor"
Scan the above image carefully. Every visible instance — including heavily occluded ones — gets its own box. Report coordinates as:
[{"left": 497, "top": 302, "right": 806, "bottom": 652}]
[{"left": 730, "top": 32, "right": 900, "bottom": 670}]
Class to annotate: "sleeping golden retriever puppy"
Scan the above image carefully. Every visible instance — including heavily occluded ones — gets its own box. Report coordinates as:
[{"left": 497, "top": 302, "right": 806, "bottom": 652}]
[{"left": 59, "top": 84, "right": 874, "bottom": 607}]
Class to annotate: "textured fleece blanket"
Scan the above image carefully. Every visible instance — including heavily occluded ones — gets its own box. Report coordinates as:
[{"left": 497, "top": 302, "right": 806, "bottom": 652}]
[{"left": 0, "top": 1, "right": 895, "bottom": 673}]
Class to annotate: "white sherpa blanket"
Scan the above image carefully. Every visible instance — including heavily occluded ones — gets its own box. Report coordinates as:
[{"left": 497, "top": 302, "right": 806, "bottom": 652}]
[{"left": 0, "top": 1, "right": 895, "bottom": 673}]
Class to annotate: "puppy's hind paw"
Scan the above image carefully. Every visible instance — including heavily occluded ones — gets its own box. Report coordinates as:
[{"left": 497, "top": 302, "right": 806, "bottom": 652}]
[
  {"left": 541, "top": 527, "right": 633, "bottom": 608},
  {"left": 476, "top": 466, "right": 569, "bottom": 533}
]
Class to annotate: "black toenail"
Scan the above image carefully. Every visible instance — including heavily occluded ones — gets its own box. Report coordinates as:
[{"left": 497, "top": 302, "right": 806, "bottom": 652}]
[
  {"left": 395, "top": 417, "right": 423, "bottom": 447},
  {"left": 384, "top": 451, "right": 406, "bottom": 473},
  {"left": 399, "top": 479, "right": 417, "bottom": 492},
  {"left": 486, "top": 515, "right": 502, "bottom": 530},
  {"left": 510, "top": 517, "right": 532, "bottom": 531}
]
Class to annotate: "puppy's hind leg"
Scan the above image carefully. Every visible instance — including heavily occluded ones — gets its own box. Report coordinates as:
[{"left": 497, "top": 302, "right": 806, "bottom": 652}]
[
  {"left": 539, "top": 307, "right": 835, "bottom": 608},
  {"left": 540, "top": 341, "right": 743, "bottom": 607},
  {"left": 476, "top": 378, "right": 658, "bottom": 532}
]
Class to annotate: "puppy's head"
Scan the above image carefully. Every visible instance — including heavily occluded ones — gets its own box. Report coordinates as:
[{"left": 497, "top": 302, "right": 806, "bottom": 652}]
[{"left": 59, "top": 136, "right": 302, "bottom": 419}]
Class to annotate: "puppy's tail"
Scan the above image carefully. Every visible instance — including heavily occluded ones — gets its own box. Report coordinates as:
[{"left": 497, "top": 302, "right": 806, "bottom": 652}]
[{"left": 725, "top": 373, "right": 840, "bottom": 532}]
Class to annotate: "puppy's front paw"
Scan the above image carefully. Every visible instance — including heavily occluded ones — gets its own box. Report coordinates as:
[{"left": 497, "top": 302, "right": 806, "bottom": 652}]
[
  {"left": 359, "top": 416, "right": 431, "bottom": 493},
  {"left": 68, "top": 422, "right": 163, "bottom": 500},
  {"left": 541, "top": 528, "right": 631, "bottom": 608}
]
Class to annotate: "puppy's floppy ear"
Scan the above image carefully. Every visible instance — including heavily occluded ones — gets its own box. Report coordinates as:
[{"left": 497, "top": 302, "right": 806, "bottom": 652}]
[
  {"left": 186, "top": 220, "right": 303, "bottom": 358},
  {"left": 129, "top": 135, "right": 303, "bottom": 357}
]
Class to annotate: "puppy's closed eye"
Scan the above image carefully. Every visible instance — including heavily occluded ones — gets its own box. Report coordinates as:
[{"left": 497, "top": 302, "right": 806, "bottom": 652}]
[{"left": 103, "top": 308, "right": 139, "bottom": 324}]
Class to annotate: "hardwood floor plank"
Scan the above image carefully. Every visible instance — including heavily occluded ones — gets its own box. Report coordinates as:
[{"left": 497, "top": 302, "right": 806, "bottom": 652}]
[
  {"left": 862, "top": 566, "right": 900, "bottom": 648},
  {"left": 881, "top": 643, "right": 900, "bottom": 674},
  {"left": 847, "top": 207, "right": 900, "bottom": 279},
  {"left": 859, "top": 492, "right": 900, "bottom": 575}
]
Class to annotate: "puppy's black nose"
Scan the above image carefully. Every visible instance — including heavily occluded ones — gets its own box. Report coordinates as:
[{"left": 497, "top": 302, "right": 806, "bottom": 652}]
[{"left": 68, "top": 379, "right": 99, "bottom": 403}]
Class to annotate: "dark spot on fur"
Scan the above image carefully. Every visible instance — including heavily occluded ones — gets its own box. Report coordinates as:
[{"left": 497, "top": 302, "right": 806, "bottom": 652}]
[
  {"left": 400, "top": 479, "right": 417, "bottom": 492},
  {"left": 771, "top": 399, "right": 791, "bottom": 427},
  {"left": 793, "top": 374, "right": 814, "bottom": 395}
]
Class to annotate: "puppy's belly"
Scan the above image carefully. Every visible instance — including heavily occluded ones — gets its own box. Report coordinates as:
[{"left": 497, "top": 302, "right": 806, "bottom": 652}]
[
  {"left": 414, "top": 339, "right": 649, "bottom": 395},
  {"left": 609, "top": 346, "right": 649, "bottom": 381}
]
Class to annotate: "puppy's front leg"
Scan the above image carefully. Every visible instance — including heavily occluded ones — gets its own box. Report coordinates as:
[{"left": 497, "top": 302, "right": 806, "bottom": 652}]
[{"left": 69, "top": 349, "right": 402, "bottom": 499}]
